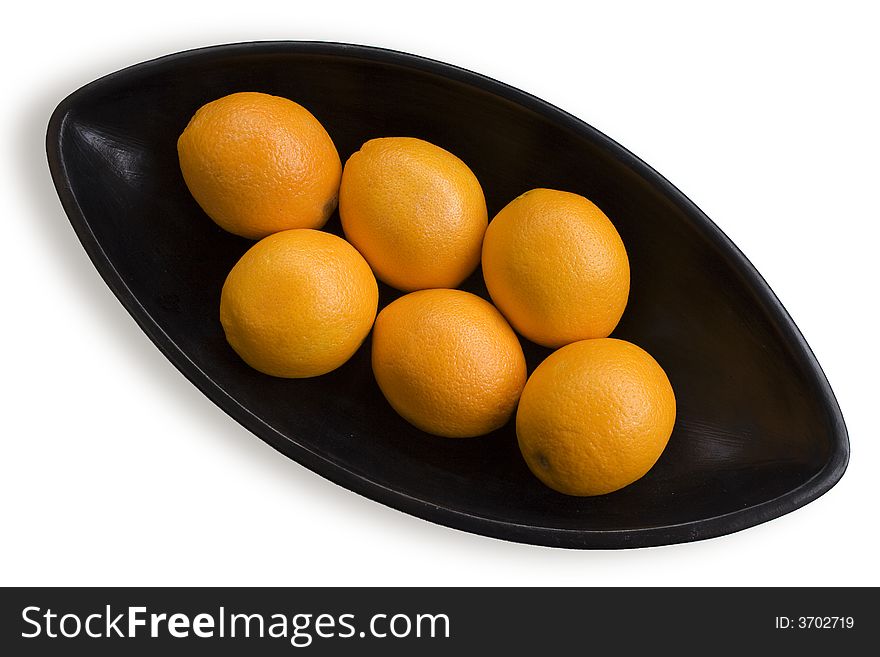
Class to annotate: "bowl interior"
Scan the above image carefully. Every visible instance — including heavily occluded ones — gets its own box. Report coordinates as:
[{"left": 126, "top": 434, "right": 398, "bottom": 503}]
[{"left": 49, "top": 43, "right": 846, "bottom": 547}]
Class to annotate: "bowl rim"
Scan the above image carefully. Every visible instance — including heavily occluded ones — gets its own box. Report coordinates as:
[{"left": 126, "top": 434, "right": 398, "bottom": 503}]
[{"left": 45, "top": 40, "right": 850, "bottom": 549}]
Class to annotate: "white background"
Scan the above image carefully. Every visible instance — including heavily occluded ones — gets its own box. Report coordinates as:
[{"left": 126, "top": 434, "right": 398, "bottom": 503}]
[{"left": 2, "top": 0, "right": 878, "bottom": 586}]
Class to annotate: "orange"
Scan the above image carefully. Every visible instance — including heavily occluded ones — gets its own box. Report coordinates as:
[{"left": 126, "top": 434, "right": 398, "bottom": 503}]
[
  {"left": 481, "top": 188, "right": 630, "bottom": 348},
  {"left": 371, "top": 289, "right": 527, "bottom": 438},
  {"left": 220, "top": 229, "right": 377, "bottom": 378},
  {"left": 516, "top": 338, "right": 676, "bottom": 496},
  {"left": 339, "top": 137, "right": 487, "bottom": 291},
  {"left": 178, "top": 92, "right": 341, "bottom": 239}
]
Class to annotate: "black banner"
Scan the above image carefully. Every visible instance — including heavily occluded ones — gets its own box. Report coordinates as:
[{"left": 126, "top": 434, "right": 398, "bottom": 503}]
[{"left": 1, "top": 587, "right": 872, "bottom": 654}]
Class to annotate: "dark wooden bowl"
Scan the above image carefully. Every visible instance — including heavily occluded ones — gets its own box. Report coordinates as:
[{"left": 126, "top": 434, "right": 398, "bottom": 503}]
[{"left": 46, "top": 42, "right": 848, "bottom": 548}]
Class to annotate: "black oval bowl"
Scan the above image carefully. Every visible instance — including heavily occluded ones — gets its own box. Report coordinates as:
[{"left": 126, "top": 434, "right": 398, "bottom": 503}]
[{"left": 46, "top": 41, "right": 848, "bottom": 549}]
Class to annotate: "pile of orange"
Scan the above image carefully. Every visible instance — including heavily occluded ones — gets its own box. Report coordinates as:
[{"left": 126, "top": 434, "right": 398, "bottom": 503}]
[{"left": 178, "top": 91, "right": 676, "bottom": 497}]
